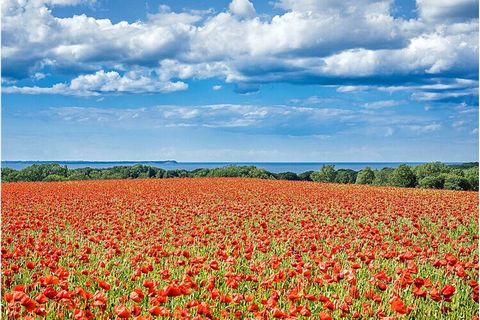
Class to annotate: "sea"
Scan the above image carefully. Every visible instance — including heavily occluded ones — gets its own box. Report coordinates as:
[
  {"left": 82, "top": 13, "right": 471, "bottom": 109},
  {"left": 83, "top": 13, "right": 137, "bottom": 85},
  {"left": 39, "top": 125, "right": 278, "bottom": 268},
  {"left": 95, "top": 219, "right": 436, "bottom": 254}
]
[{"left": 1, "top": 161, "right": 459, "bottom": 174}]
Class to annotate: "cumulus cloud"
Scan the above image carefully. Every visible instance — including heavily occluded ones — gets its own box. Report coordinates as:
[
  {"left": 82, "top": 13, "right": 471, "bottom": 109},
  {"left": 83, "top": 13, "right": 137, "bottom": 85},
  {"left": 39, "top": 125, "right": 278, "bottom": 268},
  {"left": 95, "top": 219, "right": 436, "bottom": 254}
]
[
  {"left": 229, "top": 0, "right": 256, "bottom": 18},
  {"left": 1, "top": 0, "right": 478, "bottom": 96},
  {"left": 4, "top": 70, "right": 188, "bottom": 95}
]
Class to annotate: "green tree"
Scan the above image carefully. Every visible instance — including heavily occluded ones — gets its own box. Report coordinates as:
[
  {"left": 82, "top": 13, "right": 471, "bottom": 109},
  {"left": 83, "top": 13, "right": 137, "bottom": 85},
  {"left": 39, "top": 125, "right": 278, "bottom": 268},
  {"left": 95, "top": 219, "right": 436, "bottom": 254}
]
[
  {"left": 335, "top": 169, "right": 357, "bottom": 184},
  {"left": 355, "top": 167, "right": 375, "bottom": 185},
  {"left": 1, "top": 168, "right": 19, "bottom": 182},
  {"left": 247, "top": 167, "right": 273, "bottom": 179},
  {"left": 298, "top": 171, "right": 314, "bottom": 181},
  {"left": 311, "top": 165, "right": 337, "bottom": 182},
  {"left": 389, "top": 164, "right": 416, "bottom": 188},
  {"left": 190, "top": 168, "right": 210, "bottom": 177},
  {"left": 17, "top": 164, "right": 68, "bottom": 181},
  {"left": 442, "top": 174, "right": 470, "bottom": 191},
  {"left": 373, "top": 167, "right": 394, "bottom": 186},
  {"left": 418, "top": 175, "right": 445, "bottom": 189},
  {"left": 276, "top": 172, "right": 300, "bottom": 180},
  {"left": 414, "top": 162, "right": 450, "bottom": 180},
  {"left": 464, "top": 166, "right": 479, "bottom": 191},
  {"left": 43, "top": 174, "right": 67, "bottom": 182}
]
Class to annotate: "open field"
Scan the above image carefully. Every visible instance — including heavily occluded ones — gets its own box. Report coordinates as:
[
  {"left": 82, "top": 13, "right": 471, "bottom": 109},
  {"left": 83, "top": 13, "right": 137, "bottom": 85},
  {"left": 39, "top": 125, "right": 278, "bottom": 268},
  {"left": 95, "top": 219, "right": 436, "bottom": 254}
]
[{"left": 2, "top": 178, "right": 478, "bottom": 319}]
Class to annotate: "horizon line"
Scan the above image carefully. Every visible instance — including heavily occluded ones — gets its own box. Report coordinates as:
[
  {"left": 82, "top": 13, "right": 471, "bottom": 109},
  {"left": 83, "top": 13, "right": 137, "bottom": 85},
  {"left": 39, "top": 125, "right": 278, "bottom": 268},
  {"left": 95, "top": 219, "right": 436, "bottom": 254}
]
[{"left": 2, "top": 160, "right": 476, "bottom": 163}]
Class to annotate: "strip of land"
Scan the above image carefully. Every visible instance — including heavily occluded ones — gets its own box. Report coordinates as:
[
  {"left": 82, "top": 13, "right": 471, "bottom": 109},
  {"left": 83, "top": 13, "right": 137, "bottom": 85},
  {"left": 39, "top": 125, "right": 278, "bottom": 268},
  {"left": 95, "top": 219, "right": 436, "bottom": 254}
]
[{"left": 1, "top": 162, "right": 478, "bottom": 191}]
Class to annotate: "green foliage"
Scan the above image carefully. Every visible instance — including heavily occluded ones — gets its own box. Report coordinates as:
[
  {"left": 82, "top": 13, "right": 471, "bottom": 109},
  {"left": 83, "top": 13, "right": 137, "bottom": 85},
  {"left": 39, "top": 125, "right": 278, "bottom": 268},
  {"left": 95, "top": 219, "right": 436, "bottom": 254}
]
[
  {"left": 1, "top": 168, "right": 19, "bottom": 182},
  {"left": 449, "top": 162, "right": 479, "bottom": 169},
  {"left": 414, "top": 162, "right": 451, "bottom": 180},
  {"left": 335, "top": 169, "right": 357, "bottom": 184},
  {"left": 2, "top": 162, "right": 478, "bottom": 191},
  {"left": 449, "top": 168, "right": 465, "bottom": 176},
  {"left": 43, "top": 174, "right": 68, "bottom": 182},
  {"left": 311, "top": 165, "right": 337, "bottom": 182},
  {"left": 418, "top": 175, "right": 445, "bottom": 189},
  {"left": 275, "top": 172, "right": 300, "bottom": 180},
  {"left": 207, "top": 166, "right": 274, "bottom": 179},
  {"left": 16, "top": 164, "right": 68, "bottom": 182},
  {"left": 356, "top": 167, "right": 375, "bottom": 185},
  {"left": 298, "top": 171, "right": 314, "bottom": 181},
  {"left": 190, "top": 168, "right": 211, "bottom": 177},
  {"left": 464, "top": 167, "right": 479, "bottom": 191},
  {"left": 373, "top": 167, "right": 394, "bottom": 186},
  {"left": 442, "top": 174, "right": 470, "bottom": 191},
  {"left": 389, "top": 164, "right": 416, "bottom": 188}
]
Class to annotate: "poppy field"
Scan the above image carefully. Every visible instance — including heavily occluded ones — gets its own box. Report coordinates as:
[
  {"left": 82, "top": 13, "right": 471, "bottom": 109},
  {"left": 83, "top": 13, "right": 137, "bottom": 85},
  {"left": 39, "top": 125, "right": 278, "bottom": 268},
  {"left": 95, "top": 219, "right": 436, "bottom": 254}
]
[{"left": 2, "top": 178, "right": 479, "bottom": 319}]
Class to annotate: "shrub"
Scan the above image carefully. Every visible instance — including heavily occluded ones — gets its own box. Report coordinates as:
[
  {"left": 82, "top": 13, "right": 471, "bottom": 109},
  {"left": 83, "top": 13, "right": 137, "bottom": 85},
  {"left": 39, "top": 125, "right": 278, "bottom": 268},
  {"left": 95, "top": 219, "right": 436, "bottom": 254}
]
[
  {"left": 335, "top": 169, "right": 357, "bottom": 184},
  {"left": 418, "top": 175, "right": 444, "bottom": 189},
  {"left": 311, "top": 165, "right": 337, "bottom": 183},
  {"left": 443, "top": 174, "right": 470, "bottom": 191},
  {"left": 464, "top": 167, "right": 479, "bottom": 191},
  {"left": 356, "top": 167, "right": 375, "bottom": 185},
  {"left": 43, "top": 174, "right": 68, "bottom": 182},
  {"left": 373, "top": 168, "right": 394, "bottom": 186},
  {"left": 389, "top": 164, "right": 416, "bottom": 188}
]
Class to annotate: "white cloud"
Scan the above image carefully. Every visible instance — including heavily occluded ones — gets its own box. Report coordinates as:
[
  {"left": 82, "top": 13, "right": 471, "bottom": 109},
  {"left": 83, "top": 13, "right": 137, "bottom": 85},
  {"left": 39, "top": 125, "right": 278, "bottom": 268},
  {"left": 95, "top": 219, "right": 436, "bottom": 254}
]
[
  {"left": 403, "top": 122, "right": 442, "bottom": 132},
  {"left": 336, "top": 86, "right": 370, "bottom": 92},
  {"left": 4, "top": 70, "right": 188, "bottom": 95},
  {"left": 229, "top": 0, "right": 256, "bottom": 18},
  {"left": 41, "top": 102, "right": 450, "bottom": 140},
  {"left": 321, "top": 30, "right": 478, "bottom": 77},
  {"left": 212, "top": 85, "right": 222, "bottom": 90},
  {"left": 417, "top": 0, "right": 479, "bottom": 23},
  {"left": 33, "top": 72, "right": 47, "bottom": 80},
  {"left": 362, "top": 100, "right": 400, "bottom": 109},
  {"left": 452, "top": 120, "right": 465, "bottom": 127},
  {"left": 336, "top": 78, "right": 479, "bottom": 103},
  {"left": 1, "top": 0, "right": 478, "bottom": 96},
  {"left": 411, "top": 87, "right": 478, "bottom": 101},
  {"left": 43, "top": 103, "right": 355, "bottom": 134}
]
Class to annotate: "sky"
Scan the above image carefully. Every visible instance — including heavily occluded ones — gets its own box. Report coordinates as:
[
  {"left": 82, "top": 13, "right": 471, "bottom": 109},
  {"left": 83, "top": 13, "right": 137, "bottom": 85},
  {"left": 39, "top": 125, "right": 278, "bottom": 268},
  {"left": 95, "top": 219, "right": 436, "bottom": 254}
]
[{"left": 1, "top": 0, "right": 479, "bottom": 162}]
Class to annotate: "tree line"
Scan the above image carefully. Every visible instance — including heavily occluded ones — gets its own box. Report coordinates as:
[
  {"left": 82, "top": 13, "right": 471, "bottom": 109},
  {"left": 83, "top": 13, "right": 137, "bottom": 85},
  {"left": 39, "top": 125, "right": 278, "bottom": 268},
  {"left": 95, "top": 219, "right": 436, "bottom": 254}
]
[{"left": 1, "top": 162, "right": 478, "bottom": 191}]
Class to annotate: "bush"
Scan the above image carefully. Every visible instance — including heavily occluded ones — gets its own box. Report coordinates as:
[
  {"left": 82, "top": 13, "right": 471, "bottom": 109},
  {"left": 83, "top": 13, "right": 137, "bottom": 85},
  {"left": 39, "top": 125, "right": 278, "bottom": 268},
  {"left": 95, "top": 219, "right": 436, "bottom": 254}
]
[
  {"left": 356, "top": 167, "right": 375, "bottom": 185},
  {"left": 443, "top": 174, "right": 470, "bottom": 191},
  {"left": 418, "top": 175, "right": 444, "bottom": 189},
  {"left": 335, "top": 169, "right": 357, "bottom": 184},
  {"left": 2, "top": 168, "right": 19, "bottom": 182},
  {"left": 414, "top": 162, "right": 450, "bottom": 180},
  {"left": 16, "top": 164, "right": 68, "bottom": 181},
  {"left": 464, "top": 167, "right": 479, "bottom": 191},
  {"left": 298, "top": 171, "right": 314, "bottom": 181},
  {"left": 43, "top": 174, "right": 68, "bottom": 182},
  {"left": 311, "top": 165, "right": 337, "bottom": 183},
  {"left": 389, "top": 164, "right": 416, "bottom": 188},
  {"left": 276, "top": 172, "right": 300, "bottom": 180},
  {"left": 373, "top": 168, "right": 394, "bottom": 186}
]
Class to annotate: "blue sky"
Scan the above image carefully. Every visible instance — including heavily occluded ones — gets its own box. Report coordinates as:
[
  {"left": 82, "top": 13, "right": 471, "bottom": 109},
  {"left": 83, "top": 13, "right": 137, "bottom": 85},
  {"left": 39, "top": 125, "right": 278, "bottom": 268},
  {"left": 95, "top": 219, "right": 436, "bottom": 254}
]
[{"left": 2, "top": 0, "right": 478, "bottom": 161}]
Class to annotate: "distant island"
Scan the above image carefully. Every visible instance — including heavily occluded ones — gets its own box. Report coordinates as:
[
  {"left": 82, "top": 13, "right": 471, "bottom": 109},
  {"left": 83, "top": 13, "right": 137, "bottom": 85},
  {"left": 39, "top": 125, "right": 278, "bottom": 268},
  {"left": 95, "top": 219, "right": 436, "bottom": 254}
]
[{"left": 1, "top": 162, "right": 478, "bottom": 191}]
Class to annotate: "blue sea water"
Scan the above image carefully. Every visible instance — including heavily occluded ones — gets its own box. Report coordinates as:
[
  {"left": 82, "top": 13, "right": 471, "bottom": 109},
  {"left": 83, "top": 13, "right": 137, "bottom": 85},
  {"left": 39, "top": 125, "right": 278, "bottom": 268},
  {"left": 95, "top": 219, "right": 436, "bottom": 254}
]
[{"left": 1, "top": 161, "right": 459, "bottom": 174}]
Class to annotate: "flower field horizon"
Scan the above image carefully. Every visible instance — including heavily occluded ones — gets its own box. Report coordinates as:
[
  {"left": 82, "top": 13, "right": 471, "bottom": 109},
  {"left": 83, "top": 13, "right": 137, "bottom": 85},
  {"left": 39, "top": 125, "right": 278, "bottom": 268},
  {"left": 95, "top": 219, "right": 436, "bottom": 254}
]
[{"left": 2, "top": 178, "right": 479, "bottom": 319}]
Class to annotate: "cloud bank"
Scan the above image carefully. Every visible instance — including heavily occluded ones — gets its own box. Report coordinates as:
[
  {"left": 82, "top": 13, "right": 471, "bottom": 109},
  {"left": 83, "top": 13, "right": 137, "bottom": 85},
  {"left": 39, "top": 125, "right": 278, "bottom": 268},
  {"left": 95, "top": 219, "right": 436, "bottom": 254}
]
[{"left": 2, "top": 0, "right": 478, "bottom": 97}]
